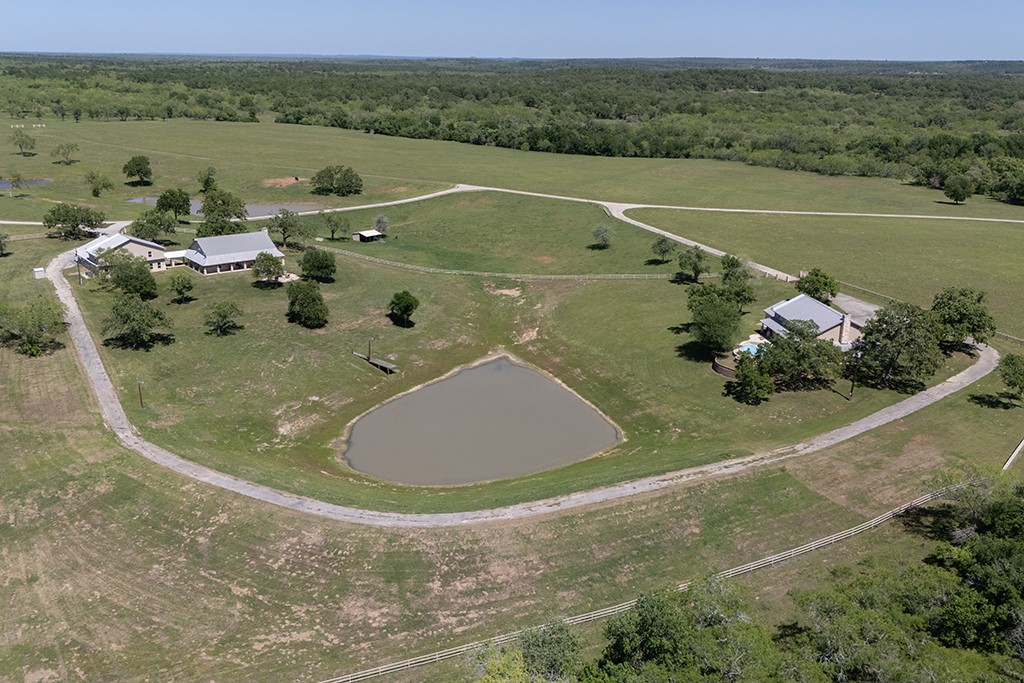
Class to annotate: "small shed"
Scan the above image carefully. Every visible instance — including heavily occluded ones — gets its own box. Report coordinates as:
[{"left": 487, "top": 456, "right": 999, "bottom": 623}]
[{"left": 353, "top": 229, "right": 384, "bottom": 243}]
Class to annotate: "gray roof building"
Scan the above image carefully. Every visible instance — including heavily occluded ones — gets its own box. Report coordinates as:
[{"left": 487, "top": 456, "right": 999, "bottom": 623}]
[
  {"left": 761, "top": 293, "right": 860, "bottom": 350},
  {"left": 184, "top": 231, "right": 284, "bottom": 270}
]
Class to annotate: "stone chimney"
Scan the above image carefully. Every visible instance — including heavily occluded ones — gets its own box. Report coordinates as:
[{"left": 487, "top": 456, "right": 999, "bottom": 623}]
[{"left": 839, "top": 314, "right": 853, "bottom": 344}]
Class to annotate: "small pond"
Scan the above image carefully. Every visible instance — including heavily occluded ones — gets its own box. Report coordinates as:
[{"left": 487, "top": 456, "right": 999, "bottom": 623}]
[
  {"left": 342, "top": 357, "right": 620, "bottom": 485},
  {"left": 128, "top": 198, "right": 325, "bottom": 218},
  {"left": 0, "top": 178, "right": 51, "bottom": 190}
]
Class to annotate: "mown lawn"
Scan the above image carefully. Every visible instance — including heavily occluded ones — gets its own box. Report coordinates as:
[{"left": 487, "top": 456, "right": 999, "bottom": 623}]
[{"left": 631, "top": 208, "right": 1024, "bottom": 338}]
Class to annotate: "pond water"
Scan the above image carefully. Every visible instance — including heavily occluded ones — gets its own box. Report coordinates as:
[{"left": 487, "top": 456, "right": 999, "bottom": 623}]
[
  {"left": 343, "top": 357, "right": 620, "bottom": 485},
  {"left": 128, "top": 198, "right": 324, "bottom": 218},
  {"left": 0, "top": 178, "right": 51, "bottom": 189}
]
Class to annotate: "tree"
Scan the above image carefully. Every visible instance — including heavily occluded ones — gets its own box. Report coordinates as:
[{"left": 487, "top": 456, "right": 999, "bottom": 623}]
[
  {"left": 268, "top": 208, "right": 313, "bottom": 249},
  {"left": 300, "top": 248, "right": 336, "bottom": 282},
  {"left": 155, "top": 188, "right": 192, "bottom": 221},
  {"left": 730, "top": 352, "right": 775, "bottom": 404},
  {"left": 603, "top": 591, "right": 693, "bottom": 671},
  {"left": 0, "top": 232, "right": 8, "bottom": 256},
  {"left": 169, "top": 272, "right": 195, "bottom": 303},
  {"left": 757, "top": 319, "right": 844, "bottom": 391},
  {"left": 129, "top": 209, "right": 176, "bottom": 242},
  {"left": 103, "top": 251, "right": 158, "bottom": 300},
  {"left": 519, "top": 621, "right": 583, "bottom": 681},
  {"left": 9, "top": 129, "right": 36, "bottom": 156},
  {"left": 0, "top": 295, "right": 66, "bottom": 356},
  {"left": 472, "top": 647, "right": 529, "bottom": 683},
  {"left": 252, "top": 251, "right": 284, "bottom": 283},
  {"left": 6, "top": 172, "right": 24, "bottom": 198},
  {"left": 388, "top": 290, "right": 420, "bottom": 327},
  {"left": 851, "top": 301, "right": 943, "bottom": 392},
  {"left": 373, "top": 214, "right": 390, "bottom": 234},
  {"left": 122, "top": 155, "right": 153, "bottom": 185},
  {"left": 944, "top": 174, "right": 975, "bottom": 204},
  {"left": 591, "top": 224, "right": 612, "bottom": 249},
  {"left": 720, "top": 254, "right": 749, "bottom": 284},
  {"left": 85, "top": 170, "right": 114, "bottom": 197},
  {"left": 677, "top": 245, "right": 709, "bottom": 282},
  {"left": 204, "top": 301, "right": 243, "bottom": 336},
  {"left": 43, "top": 203, "right": 105, "bottom": 239},
  {"left": 931, "top": 286, "right": 996, "bottom": 349},
  {"left": 795, "top": 267, "right": 840, "bottom": 304},
  {"left": 287, "top": 279, "right": 328, "bottom": 328},
  {"left": 324, "top": 211, "right": 348, "bottom": 240},
  {"left": 50, "top": 142, "right": 79, "bottom": 164},
  {"left": 200, "top": 189, "right": 246, "bottom": 220},
  {"left": 309, "top": 164, "right": 363, "bottom": 196},
  {"left": 651, "top": 235, "right": 675, "bottom": 263},
  {"left": 101, "top": 293, "right": 170, "bottom": 349},
  {"left": 197, "top": 166, "right": 218, "bottom": 193},
  {"left": 998, "top": 354, "right": 1024, "bottom": 397},
  {"left": 688, "top": 286, "right": 741, "bottom": 354}
]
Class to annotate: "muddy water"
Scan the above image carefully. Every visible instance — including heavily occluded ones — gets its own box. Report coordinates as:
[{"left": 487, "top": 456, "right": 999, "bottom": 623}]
[{"left": 343, "top": 357, "right": 620, "bottom": 485}]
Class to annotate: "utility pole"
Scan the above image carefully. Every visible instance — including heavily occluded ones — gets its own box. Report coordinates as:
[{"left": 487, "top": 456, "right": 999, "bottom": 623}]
[{"left": 138, "top": 380, "right": 145, "bottom": 409}]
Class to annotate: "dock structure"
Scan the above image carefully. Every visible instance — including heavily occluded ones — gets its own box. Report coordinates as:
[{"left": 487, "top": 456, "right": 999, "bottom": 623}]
[{"left": 353, "top": 339, "right": 397, "bottom": 374}]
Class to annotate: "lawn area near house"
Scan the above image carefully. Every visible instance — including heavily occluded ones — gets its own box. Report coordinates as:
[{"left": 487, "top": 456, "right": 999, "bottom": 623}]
[
  {"left": 630, "top": 208, "right": 1024, "bottom": 338},
  {"left": 70, "top": 254, "right": 975, "bottom": 513}
]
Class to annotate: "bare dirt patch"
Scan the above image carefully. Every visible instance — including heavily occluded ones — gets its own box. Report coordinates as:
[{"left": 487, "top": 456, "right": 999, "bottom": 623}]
[
  {"left": 483, "top": 282, "right": 522, "bottom": 298},
  {"left": 261, "top": 177, "right": 307, "bottom": 188},
  {"left": 533, "top": 255, "right": 556, "bottom": 265},
  {"left": 786, "top": 432, "right": 948, "bottom": 515}
]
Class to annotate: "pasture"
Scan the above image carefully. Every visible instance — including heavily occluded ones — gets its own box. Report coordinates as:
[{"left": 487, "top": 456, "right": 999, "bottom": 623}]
[{"left": 2, "top": 114, "right": 1023, "bottom": 681}]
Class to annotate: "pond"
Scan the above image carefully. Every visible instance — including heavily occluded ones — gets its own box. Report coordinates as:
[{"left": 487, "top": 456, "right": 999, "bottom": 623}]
[
  {"left": 342, "top": 356, "right": 621, "bottom": 486},
  {"left": 0, "top": 178, "right": 51, "bottom": 189},
  {"left": 128, "top": 198, "right": 325, "bottom": 218}
]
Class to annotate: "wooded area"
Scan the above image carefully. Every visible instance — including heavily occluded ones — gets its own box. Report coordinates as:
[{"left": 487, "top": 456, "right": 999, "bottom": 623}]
[{"left": 4, "top": 56, "right": 1024, "bottom": 203}]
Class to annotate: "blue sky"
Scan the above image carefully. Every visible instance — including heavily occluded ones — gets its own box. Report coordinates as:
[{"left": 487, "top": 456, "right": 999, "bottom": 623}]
[{"left": 6, "top": 0, "right": 1021, "bottom": 60}]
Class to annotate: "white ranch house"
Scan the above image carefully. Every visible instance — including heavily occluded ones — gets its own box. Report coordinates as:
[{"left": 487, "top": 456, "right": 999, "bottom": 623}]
[
  {"left": 760, "top": 293, "right": 861, "bottom": 350},
  {"left": 75, "top": 230, "right": 284, "bottom": 276}
]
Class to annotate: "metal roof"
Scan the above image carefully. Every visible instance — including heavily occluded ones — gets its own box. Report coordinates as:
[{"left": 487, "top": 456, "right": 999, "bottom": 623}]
[
  {"left": 763, "top": 293, "right": 843, "bottom": 333},
  {"left": 184, "top": 231, "right": 284, "bottom": 267},
  {"left": 75, "top": 233, "right": 164, "bottom": 262}
]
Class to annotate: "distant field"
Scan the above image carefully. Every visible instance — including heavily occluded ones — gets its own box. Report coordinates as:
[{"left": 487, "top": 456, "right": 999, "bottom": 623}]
[
  {"left": 4, "top": 117, "right": 1024, "bottom": 224},
  {"left": 283, "top": 192, "right": 681, "bottom": 275},
  {"left": 632, "top": 208, "right": 1024, "bottom": 338}
]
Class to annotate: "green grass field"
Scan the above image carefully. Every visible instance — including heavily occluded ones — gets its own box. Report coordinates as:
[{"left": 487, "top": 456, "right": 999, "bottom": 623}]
[
  {"left": 278, "top": 191, "right": 682, "bottom": 275},
  {"left": 631, "top": 208, "right": 1024, "bottom": 338},
  {"left": 5, "top": 116, "right": 1024, "bottom": 224},
  {"left": 4, "top": 115, "right": 1024, "bottom": 681}
]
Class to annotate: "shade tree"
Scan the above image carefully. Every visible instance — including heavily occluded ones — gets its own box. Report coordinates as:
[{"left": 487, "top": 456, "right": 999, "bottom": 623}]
[
  {"left": 204, "top": 301, "right": 243, "bottom": 336},
  {"left": 591, "top": 224, "right": 612, "bottom": 249},
  {"left": 169, "top": 272, "right": 195, "bottom": 303},
  {"left": 388, "top": 290, "right": 420, "bottom": 327},
  {"left": 299, "top": 248, "right": 336, "bottom": 282},
  {"left": 122, "top": 155, "right": 153, "bottom": 185},
  {"left": 0, "top": 295, "right": 66, "bottom": 356},
  {"left": 677, "top": 245, "right": 709, "bottom": 282},
  {"left": 103, "top": 251, "right": 158, "bottom": 300},
  {"left": 101, "top": 293, "right": 170, "bottom": 349},
  {"left": 324, "top": 211, "right": 348, "bottom": 240},
  {"left": 757, "top": 319, "right": 844, "bottom": 391},
  {"left": 795, "top": 267, "right": 840, "bottom": 304},
  {"left": 268, "top": 208, "right": 314, "bottom": 249},
  {"left": 155, "top": 188, "right": 192, "bottom": 221},
  {"left": 50, "top": 142, "right": 79, "bottom": 164},
  {"left": 252, "top": 251, "right": 284, "bottom": 284},
  {"left": 6, "top": 171, "right": 24, "bottom": 198},
  {"left": 197, "top": 166, "right": 218, "bottom": 193},
  {"left": 930, "top": 286, "right": 996, "bottom": 350},
  {"left": 287, "top": 279, "right": 328, "bottom": 328},
  {"left": 686, "top": 284, "right": 741, "bottom": 354},
  {"left": 650, "top": 235, "right": 675, "bottom": 263},
  {"left": 850, "top": 300, "right": 943, "bottom": 392},
  {"left": 999, "top": 354, "right": 1024, "bottom": 398},
  {"left": 85, "top": 170, "right": 114, "bottom": 197},
  {"left": 43, "top": 203, "right": 105, "bottom": 239},
  {"left": 944, "top": 174, "right": 975, "bottom": 204},
  {"left": 9, "top": 129, "right": 35, "bottom": 155},
  {"left": 129, "top": 209, "right": 176, "bottom": 242},
  {"left": 309, "top": 165, "right": 363, "bottom": 196}
]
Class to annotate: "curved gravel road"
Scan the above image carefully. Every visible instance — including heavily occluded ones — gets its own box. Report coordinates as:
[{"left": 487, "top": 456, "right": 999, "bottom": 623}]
[{"left": 42, "top": 185, "right": 1001, "bottom": 527}]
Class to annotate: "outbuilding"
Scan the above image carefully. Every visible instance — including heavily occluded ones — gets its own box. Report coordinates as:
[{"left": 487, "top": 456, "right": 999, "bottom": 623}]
[
  {"left": 75, "top": 233, "right": 168, "bottom": 275},
  {"left": 353, "top": 229, "right": 384, "bottom": 242},
  {"left": 183, "top": 230, "right": 284, "bottom": 275}
]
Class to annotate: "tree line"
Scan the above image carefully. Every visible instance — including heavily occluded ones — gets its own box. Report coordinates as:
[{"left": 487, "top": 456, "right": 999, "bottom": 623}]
[
  {"left": 5, "top": 56, "right": 1024, "bottom": 202},
  {"left": 469, "top": 479, "right": 1024, "bottom": 681}
]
